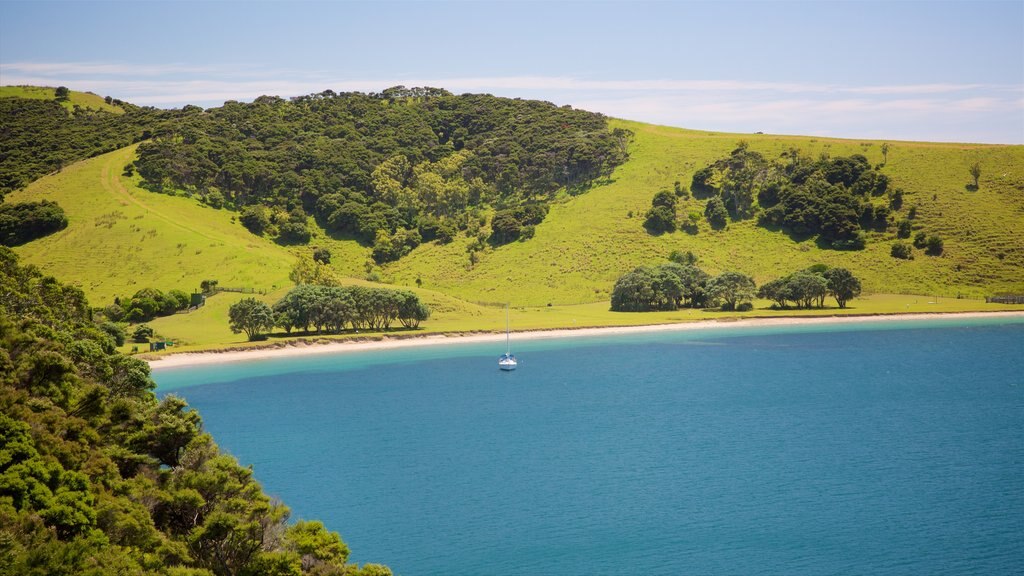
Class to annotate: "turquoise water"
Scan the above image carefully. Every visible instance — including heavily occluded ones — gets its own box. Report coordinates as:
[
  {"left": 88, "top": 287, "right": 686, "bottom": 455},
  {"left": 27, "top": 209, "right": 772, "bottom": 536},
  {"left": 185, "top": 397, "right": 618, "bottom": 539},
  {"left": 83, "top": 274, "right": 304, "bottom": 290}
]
[{"left": 155, "top": 318, "right": 1024, "bottom": 575}]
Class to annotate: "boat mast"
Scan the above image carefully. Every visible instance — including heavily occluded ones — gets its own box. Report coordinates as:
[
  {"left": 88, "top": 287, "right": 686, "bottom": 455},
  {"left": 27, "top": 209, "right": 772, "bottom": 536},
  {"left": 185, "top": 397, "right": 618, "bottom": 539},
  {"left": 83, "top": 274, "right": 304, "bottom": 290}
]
[{"left": 505, "top": 304, "right": 510, "bottom": 355}]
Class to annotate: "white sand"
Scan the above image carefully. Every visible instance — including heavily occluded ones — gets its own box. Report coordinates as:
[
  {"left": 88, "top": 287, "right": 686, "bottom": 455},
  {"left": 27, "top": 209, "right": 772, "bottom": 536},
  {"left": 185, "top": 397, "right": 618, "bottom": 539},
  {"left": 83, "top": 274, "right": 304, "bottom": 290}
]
[{"left": 146, "top": 311, "right": 1024, "bottom": 370}]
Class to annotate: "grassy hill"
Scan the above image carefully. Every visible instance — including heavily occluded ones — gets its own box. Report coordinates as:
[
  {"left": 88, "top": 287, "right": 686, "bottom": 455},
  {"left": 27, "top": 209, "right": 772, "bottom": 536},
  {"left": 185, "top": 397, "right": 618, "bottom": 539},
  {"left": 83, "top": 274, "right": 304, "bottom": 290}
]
[
  {"left": 386, "top": 120, "right": 1024, "bottom": 304},
  {"left": 0, "top": 85, "right": 125, "bottom": 114},
  {"left": 7, "top": 115, "right": 1023, "bottom": 349}
]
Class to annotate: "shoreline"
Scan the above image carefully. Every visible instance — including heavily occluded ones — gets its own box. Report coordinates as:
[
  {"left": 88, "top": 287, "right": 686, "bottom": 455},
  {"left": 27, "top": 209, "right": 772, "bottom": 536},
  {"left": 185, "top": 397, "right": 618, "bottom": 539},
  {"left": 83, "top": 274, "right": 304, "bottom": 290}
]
[{"left": 146, "top": 310, "right": 1024, "bottom": 370}]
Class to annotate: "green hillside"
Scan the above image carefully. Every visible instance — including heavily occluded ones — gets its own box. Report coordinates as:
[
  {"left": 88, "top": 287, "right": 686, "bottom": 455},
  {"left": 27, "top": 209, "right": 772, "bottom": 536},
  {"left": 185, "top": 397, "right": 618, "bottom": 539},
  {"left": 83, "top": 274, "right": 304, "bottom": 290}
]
[
  {"left": 0, "top": 84, "right": 125, "bottom": 114},
  {"left": 5, "top": 98, "right": 1023, "bottom": 350},
  {"left": 386, "top": 120, "right": 1024, "bottom": 304},
  {"left": 9, "top": 145, "right": 297, "bottom": 303}
]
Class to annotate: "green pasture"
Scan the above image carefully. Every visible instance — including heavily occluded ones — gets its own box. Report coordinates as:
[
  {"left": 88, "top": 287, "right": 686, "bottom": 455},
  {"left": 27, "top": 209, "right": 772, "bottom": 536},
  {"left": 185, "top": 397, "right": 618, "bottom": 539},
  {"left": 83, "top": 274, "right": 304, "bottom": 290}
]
[{"left": 9, "top": 145, "right": 296, "bottom": 303}]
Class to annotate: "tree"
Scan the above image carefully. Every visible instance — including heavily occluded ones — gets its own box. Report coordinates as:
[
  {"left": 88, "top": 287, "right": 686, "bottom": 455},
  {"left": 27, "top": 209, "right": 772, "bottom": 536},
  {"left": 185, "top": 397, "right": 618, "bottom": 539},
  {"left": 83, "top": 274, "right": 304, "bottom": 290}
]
[
  {"left": 707, "top": 271, "right": 756, "bottom": 311},
  {"left": 880, "top": 142, "right": 890, "bottom": 165},
  {"left": 132, "top": 324, "right": 154, "bottom": 343},
  {"left": 823, "top": 267, "right": 862, "bottom": 308},
  {"left": 313, "top": 247, "right": 332, "bottom": 264},
  {"left": 704, "top": 196, "right": 728, "bottom": 229},
  {"left": 228, "top": 298, "right": 275, "bottom": 340},
  {"left": 54, "top": 86, "right": 70, "bottom": 101},
  {"left": 490, "top": 211, "right": 522, "bottom": 244},
  {"left": 644, "top": 205, "right": 676, "bottom": 233},
  {"left": 239, "top": 205, "right": 271, "bottom": 235},
  {"left": 925, "top": 234, "right": 944, "bottom": 256},
  {"left": 969, "top": 161, "right": 981, "bottom": 188}
]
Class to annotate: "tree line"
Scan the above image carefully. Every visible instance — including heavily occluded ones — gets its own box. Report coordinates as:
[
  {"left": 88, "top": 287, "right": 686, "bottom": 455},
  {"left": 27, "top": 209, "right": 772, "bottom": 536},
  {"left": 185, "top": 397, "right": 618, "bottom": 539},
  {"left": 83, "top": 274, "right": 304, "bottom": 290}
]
[
  {"left": 0, "top": 247, "right": 391, "bottom": 575},
  {"left": 611, "top": 254, "right": 862, "bottom": 312},
  {"left": 229, "top": 284, "right": 431, "bottom": 341}
]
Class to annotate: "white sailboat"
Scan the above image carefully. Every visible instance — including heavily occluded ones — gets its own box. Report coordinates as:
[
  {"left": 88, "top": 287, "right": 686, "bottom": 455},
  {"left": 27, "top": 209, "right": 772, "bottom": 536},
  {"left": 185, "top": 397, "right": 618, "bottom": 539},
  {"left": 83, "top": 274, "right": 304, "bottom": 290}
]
[{"left": 498, "top": 305, "right": 517, "bottom": 371}]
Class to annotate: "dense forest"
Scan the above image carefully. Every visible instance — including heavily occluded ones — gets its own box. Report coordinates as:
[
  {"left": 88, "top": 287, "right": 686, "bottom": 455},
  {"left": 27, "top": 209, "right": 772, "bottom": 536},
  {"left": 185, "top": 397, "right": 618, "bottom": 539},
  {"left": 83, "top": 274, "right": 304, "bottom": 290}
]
[
  {"left": 690, "top": 143, "right": 901, "bottom": 249},
  {"left": 0, "top": 247, "right": 390, "bottom": 575},
  {"left": 130, "top": 87, "right": 629, "bottom": 259}
]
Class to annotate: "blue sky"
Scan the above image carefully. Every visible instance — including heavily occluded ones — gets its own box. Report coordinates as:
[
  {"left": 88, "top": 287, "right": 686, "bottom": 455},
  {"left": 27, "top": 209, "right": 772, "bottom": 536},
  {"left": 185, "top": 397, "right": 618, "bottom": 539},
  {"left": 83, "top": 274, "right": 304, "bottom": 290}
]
[{"left": 1, "top": 1, "right": 1021, "bottom": 143}]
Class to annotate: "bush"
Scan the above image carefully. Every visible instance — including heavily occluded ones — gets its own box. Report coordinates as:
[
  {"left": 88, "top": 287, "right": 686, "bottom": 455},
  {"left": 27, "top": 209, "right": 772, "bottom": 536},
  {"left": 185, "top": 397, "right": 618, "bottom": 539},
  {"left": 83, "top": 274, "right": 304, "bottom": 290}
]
[
  {"left": 897, "top": 219, "right": 912, "bottom": 238},
  {"left": 913, "top": 231, "right": 928, "bottom": 249},
  {"left": 278, "top": 221, "right": 311, "bottom": 244},
  {"left": 891, "top": 242, "right": 914, "bottom": 260},
  {"left": 925, "top": 235, "right": 944, "bottom": 256},
  {"left": 239, "top": 206, "right": 271, "bottom": 235},
  {"left": 644, "top": 205, "right": 676, "bottom": 233},
  {"left": 704, "top": 197, "right": 728, "bottom": 229},
  {"left": 132, "top": 324, "right": 154, "bottom": 343},
  {"left": 313, "top": 247, "right": 331, "bottom": 264}
]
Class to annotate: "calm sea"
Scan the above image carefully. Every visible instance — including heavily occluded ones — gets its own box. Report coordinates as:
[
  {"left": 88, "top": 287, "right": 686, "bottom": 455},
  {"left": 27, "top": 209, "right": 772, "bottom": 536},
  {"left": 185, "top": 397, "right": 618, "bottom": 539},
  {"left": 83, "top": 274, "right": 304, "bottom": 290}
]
[{"left": 154, "top": 317, "right": 1024, "bottom": 575}]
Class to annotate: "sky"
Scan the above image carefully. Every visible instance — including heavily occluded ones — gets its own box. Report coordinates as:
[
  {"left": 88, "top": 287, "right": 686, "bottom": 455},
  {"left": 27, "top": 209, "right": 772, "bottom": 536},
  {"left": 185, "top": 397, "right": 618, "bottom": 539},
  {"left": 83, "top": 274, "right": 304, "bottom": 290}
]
[{"left": 1, "top": 0, "right": 1022, "bottom": 143}]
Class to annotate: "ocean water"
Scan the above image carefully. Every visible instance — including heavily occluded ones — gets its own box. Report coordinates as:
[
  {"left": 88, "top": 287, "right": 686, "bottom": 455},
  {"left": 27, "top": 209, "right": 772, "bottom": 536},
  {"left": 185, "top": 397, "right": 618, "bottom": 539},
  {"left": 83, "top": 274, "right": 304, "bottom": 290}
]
[{"left": 154, "top": 318, "right": 1024, "bottom": 575}]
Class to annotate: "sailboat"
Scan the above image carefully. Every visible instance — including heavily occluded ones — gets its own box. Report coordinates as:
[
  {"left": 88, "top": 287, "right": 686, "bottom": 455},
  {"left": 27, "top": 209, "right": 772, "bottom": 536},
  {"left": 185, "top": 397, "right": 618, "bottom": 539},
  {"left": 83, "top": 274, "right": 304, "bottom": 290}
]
[{"left": 498, "top": 305, "right": 517, "bottom": 371}]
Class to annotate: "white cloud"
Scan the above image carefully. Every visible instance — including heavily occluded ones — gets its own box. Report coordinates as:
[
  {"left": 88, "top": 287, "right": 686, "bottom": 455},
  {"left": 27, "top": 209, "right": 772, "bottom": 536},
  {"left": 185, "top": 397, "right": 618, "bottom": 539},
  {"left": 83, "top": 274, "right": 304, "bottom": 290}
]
[{"left": 3, "top": 61, "right": 1021, "bottom": 142}]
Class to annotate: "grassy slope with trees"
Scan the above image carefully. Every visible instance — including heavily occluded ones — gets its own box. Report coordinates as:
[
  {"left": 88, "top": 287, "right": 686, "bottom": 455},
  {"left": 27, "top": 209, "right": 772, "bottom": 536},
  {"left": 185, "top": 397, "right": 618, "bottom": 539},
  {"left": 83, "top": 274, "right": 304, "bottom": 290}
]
[{"left": 4, "top": 94, "right": 1023, "bottom": 352}]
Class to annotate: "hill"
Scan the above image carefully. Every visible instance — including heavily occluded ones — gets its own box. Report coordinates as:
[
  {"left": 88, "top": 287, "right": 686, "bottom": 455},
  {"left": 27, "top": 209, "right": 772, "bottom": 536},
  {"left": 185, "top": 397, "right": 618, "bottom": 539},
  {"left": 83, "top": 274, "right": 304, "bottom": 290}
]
[
  {"left": 384, "top": 120, "right": 1024, "bottom": 303},
  {"left": 4, "top": 89, "right": 1023, "bottom": 350},
  {"left": 0, "top": 84, "right": 125, "bottom": 114}
]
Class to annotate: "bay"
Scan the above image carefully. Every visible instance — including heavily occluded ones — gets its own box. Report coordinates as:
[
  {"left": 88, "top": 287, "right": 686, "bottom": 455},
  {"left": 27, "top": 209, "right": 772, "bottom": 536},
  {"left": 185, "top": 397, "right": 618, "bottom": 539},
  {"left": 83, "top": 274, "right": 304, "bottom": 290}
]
[{"left": 155, "top": 318, "right": 1024, "bottom": 575}]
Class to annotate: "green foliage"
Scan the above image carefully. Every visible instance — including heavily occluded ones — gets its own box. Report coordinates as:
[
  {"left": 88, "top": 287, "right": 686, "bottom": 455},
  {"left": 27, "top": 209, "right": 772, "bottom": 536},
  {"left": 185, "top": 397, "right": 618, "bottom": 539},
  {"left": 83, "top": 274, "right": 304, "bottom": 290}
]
[
  {"left": 271, "top": 284, "right": 429, "bottom": 333},
  {"left": 132, "top": 324, "right": 154, "bottom": 342},
  {"left": 0, "top": 201, "right": 68, "bottom": 246},
  {"left": 891, "top": 241, "right": 914, "bottom": 260},
  {"left": 610, "top": 262, "right": 709, "bottom": 312},
  {"left": 694, "top": 148, "right": 891, "bottom": 248},
  {"left": 704, "top": 196, "right": 728, "bottom": 229},
  {"left": 644, "top": 205, "right": 676, "bottom": 233},
  {"left": 823, "top": 267, "right": 862, "bottom": 308},
  {"left": 228, "top": 297, "right": 275, "bottom": 340},
  {"left": 707, "top": 271, "right": 756, "bottom": 311},
  {"left": 925, "top": 234, "right": 944, "bottom": 256},
  {"left": 0, "top": 247, "right": 381, "bottom": 574},
  {"left": 0, "top": 95, "right": 168, "bottom": 196},
  {"left": 127, "top": 89, "right": 624, "bottom": 261}
]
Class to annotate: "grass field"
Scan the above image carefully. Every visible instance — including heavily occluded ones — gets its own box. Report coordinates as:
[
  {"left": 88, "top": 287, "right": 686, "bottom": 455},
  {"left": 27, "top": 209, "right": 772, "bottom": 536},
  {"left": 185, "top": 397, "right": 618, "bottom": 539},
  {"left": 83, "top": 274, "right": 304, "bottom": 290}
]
[
  {"left": 8, "top": 113, "right": 1022, "bottom": 351},
  {"left": 0, "top": 85, "right": 124, "bottom": 114},
  {"left": 9, "top": 145, "right": 297, "bottom": 303}
]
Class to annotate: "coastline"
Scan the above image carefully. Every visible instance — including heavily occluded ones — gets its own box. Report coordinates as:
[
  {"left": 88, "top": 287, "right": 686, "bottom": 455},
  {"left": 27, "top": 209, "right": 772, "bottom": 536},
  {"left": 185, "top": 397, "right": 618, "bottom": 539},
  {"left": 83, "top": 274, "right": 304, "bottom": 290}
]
[{"left": 146, "top": 310, "right": 1024, "bottom": 370}]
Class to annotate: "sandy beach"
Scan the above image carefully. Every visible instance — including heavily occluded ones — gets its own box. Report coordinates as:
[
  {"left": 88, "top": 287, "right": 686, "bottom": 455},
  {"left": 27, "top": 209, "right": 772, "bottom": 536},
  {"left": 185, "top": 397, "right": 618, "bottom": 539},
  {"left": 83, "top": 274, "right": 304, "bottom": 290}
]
[{"left": 146, "top": 311, "right": 1024, "bottom": 370}]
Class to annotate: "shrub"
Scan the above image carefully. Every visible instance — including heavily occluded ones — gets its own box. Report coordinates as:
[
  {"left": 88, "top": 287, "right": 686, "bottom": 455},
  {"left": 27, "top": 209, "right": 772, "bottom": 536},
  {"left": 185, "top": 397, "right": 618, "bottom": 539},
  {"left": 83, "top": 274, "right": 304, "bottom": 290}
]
[
  {"left": 644, "top": 205, "right": 676, "bottom": 233},
  {"left": 704, "top": 197, "right": 728, "bottom": 229},
  {"left": 891, "top": 242, "right": 914, "bottom": 260},
  {"left": 925, "top": 235, "right": 944, "bottom": 256}
]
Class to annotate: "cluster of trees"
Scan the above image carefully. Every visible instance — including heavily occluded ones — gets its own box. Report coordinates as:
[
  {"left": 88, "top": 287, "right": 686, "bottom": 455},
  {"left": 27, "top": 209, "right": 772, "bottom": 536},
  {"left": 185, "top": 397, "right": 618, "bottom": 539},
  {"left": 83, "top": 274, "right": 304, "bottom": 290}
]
[
  {"left": 0, "top": 199, "right": 68, "bottom": 245},
  {"left": 611, "top": 256, "right": 864, "bottom": 312},
  {"left": 757, "top": 266, "right": 862, "bottom": 309},
  {"left": 102, "top": 287, "right": 193, "bottom": 323},
  {"left": 611, "top": 261, "right": 758, "bottom": 312},
  {"left": 690, "top": 143, "right": 903, "bottom": 248},
  {"left": 0, "top": 247, "right": 389, "bottom": 575},
  {"left": 228, "top": 285, "right": 430, "bottom": 341},
  {"left": 891, "top": 230, "right": 945, "bottom": 260},
  {"left": 131, "top": 89, "right": 628, "bottom": 259}
]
